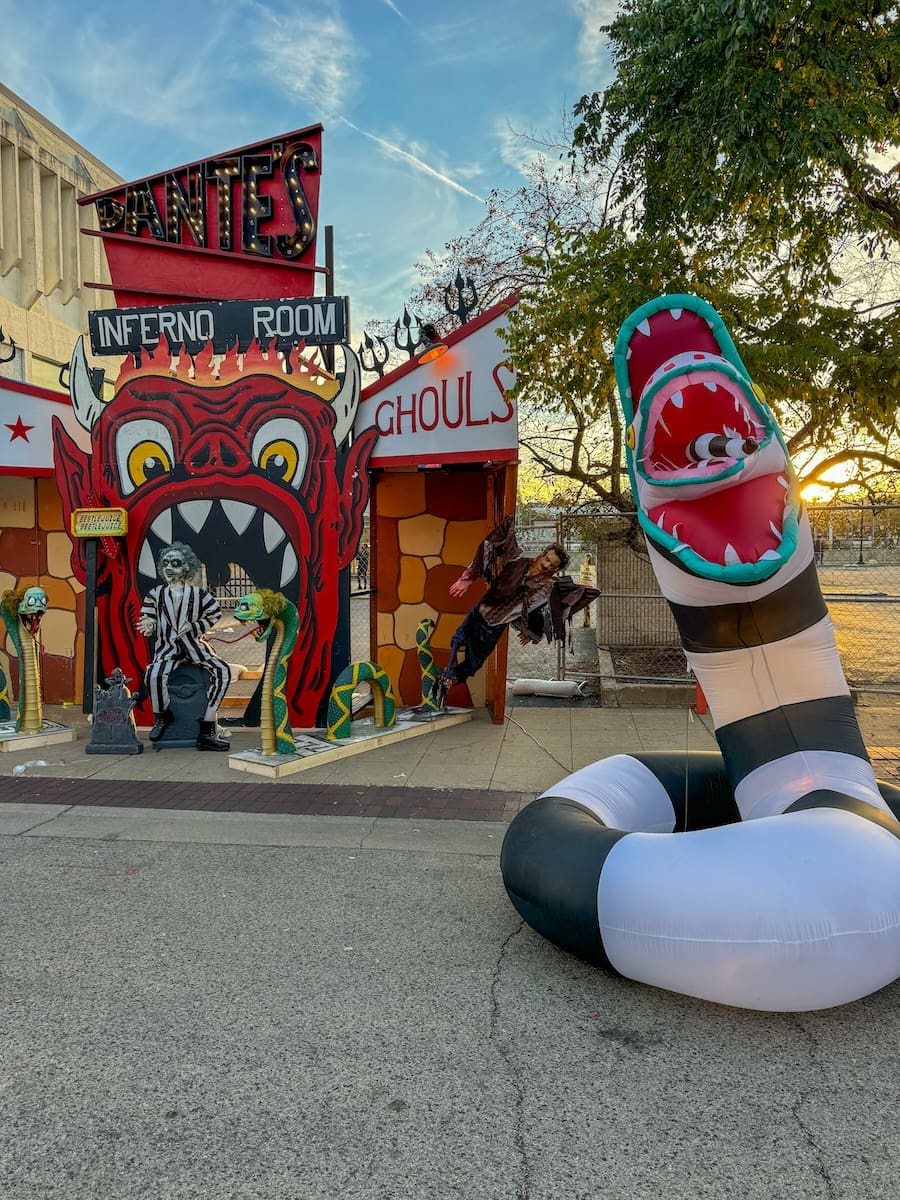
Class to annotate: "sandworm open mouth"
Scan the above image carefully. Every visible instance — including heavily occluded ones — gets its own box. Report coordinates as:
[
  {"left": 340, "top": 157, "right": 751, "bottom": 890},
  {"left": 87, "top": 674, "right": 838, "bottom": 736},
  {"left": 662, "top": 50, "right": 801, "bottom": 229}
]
[{"left": 619, "top": 306, "right": 799, "bottom": 577}]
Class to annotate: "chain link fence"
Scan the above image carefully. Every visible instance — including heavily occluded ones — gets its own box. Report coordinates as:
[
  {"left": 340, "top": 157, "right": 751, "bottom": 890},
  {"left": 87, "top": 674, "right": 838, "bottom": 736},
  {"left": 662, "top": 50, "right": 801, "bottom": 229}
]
[{"left": 555, "top": 505, "right": 900, "bottom": 702}]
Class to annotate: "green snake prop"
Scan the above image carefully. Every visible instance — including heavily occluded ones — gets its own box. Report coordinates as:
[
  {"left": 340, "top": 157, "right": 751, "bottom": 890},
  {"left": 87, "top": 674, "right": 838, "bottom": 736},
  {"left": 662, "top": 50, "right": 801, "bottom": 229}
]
[
  {"left": 327, "top": 661, "right": 397, "bottom": 740},
  {"left": 416, "top": 618, "right": 442, "bottom": 712},
  {"left": 1, "top": 586, "right": 48, "bottom": 734},
  {"left": 233, "top": 589, "right": 299, "bottom": 756}
]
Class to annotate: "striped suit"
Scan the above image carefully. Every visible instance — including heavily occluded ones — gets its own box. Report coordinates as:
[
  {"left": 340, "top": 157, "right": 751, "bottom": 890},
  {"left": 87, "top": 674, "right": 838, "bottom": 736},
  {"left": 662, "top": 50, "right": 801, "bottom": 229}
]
[{"left": 140, "top": 584, "right": 231, "bottom": 715}]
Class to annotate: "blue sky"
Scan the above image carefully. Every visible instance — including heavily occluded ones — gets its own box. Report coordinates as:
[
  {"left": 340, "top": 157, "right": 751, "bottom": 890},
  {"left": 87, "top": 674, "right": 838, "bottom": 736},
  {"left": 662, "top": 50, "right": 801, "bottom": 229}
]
[{"left": 1, "top": 0, "right": 617, "bottom": 333}]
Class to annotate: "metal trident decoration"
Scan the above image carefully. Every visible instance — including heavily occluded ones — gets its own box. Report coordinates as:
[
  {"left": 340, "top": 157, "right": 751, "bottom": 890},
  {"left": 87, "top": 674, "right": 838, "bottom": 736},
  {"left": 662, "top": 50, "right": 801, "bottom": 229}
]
[
  {"left": 0, "top": 327, "right": 18, "bottom": 365},
  {"left": 358, "top": 329, "right": 391, "bottom": 377},
  {"left": 443, "top": 269, "right": 479, "bottom": 327},
  {"left": 356, "top": 268, "right": 480, "bottom": 378}
]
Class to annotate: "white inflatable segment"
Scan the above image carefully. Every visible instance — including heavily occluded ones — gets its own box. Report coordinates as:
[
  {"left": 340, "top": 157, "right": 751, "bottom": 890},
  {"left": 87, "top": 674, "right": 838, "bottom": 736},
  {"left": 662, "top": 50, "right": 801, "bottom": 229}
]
[
  {"left": 599, "top": 808, "right": 900, "bottom": 1011},
  {"left": 540, "top": 754, "right": 676, "bottom": 833},
  {"left": 734, "top": 750, "right": 891, "bottom": 821},
  {"left": 687, "top": 615, "right": 850, "bottom": 729}
]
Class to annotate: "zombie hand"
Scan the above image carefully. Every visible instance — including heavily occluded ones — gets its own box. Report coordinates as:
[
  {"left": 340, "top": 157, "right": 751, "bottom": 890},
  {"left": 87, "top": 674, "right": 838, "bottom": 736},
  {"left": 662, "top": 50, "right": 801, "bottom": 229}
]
[
  {"left": 137, "top": 617, "right": 156, "bottom": 637},
  {"left": 449, "top": 575, "right": 473, "bottom": 599}
]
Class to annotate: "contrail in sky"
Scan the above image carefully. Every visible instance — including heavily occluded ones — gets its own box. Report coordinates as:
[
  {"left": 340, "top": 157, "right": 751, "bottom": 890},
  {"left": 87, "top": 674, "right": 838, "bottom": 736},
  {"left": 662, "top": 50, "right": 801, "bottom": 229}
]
[{"left": 339, "top": 117, "right": 485, "bottom": 204}]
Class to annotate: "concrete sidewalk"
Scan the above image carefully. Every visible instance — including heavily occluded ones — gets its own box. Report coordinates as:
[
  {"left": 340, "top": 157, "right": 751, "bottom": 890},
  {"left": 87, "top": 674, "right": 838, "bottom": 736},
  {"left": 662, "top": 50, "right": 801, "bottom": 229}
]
[{"left": 1, "top": 699, "right": 898, "bottom": 796}]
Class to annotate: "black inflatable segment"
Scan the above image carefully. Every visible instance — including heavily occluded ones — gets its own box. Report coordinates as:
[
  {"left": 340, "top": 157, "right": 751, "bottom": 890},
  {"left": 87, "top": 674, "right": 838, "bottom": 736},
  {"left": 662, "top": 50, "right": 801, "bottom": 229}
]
[{"left": 500, "top": 796, "right": 625, "bottom": 970}]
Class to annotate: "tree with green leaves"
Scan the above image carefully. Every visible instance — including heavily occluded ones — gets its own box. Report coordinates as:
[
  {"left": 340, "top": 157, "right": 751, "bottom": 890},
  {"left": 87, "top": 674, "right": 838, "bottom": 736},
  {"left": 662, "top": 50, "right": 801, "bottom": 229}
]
[
  {"left": 398, "top": 36, "right": 899, "bottom": 506},
  {"left": 573, "top": 0, "right": 899, "bottom": 285},
  {"left": 503, "top": 216, "right": 899, "bottom": 497}
]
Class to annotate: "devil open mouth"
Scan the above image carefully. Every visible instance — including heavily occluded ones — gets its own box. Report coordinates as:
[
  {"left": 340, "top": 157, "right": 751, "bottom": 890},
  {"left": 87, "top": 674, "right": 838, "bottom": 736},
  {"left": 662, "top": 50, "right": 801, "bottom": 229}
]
[
  {"left": 622, "top": 307, "right": 797, "bottom": 577},
  {"left": 136, "top": 497, "right": 300, "bottom": 603}
]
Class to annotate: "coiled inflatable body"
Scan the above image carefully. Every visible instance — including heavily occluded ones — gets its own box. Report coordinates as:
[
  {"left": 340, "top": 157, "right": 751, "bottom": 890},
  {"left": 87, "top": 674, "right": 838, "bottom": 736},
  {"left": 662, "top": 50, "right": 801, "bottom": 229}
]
[{"left": 501, "top": 295, "right": 900, "bottom": 1011}]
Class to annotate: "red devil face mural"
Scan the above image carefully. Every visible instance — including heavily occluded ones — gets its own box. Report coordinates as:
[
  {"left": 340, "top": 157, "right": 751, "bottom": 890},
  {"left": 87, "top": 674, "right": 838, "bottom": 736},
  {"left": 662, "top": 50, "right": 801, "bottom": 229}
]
[{"left": 52, "top": 341, "right": 376, "bottom": 726}]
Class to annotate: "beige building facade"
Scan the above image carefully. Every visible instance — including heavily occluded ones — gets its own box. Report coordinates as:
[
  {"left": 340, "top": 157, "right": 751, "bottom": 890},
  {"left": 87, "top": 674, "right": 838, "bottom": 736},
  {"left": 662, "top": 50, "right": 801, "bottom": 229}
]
[{"left": 1, "top": 84, "right": 122, "bottom": 705}]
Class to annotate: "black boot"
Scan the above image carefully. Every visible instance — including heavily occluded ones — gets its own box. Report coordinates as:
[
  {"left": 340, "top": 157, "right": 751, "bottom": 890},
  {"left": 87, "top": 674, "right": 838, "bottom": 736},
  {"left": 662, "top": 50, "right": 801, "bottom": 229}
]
[
  {"left": 196, "top": 719, "right": 230, "bottom": 752},
  {"left": 149, "top": 710, "right": 173, "bottom": 742}
]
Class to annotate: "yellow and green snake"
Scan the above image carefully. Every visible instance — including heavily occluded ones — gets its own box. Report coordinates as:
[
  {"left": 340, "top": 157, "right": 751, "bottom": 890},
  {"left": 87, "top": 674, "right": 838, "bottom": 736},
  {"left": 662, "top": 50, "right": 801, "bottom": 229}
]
[
  {"left": 327, "top": 660, "right": 396, "bottom": 740},
  {"left": 416, "top": 618, "right": 442, "bottom": 712},
  {"left": 233, "top": 589, "right": 298, "bottom": 755},
  {"left": 1, "top": 586, "right": 48, "bottom": 733}
]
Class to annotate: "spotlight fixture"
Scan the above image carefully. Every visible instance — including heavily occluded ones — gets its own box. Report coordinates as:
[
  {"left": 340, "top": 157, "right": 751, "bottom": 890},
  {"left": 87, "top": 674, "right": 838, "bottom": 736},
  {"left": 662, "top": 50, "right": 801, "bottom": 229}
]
[{"left": 417, "top": 322, "right": 448, "bottom": 364}]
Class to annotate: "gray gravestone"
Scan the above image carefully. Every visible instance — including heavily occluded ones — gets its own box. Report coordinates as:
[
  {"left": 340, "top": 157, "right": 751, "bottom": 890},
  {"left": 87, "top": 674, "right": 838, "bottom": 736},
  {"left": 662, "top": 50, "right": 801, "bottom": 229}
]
[
  {"left": 151, "top": 663, "right": 209, "bottom": 751},
  {"left": 87, "top": 667, "right": 143, "bottom": 755}
]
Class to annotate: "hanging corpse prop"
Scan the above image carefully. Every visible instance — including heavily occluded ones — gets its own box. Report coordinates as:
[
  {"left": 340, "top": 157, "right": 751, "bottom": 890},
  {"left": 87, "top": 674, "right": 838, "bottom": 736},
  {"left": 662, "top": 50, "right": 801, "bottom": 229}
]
[
  {"left": 52, "top": 339, "right": 376, "bottom": 729},
  {"left": 501, "top": 294, "right": 900, "bottom": 1012}
]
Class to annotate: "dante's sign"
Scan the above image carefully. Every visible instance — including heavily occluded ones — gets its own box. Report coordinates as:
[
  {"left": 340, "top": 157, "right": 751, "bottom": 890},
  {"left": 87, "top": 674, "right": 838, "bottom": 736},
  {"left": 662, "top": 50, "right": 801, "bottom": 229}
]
[
  {"left": 82, "top": 129, "right": 322, "bottom": 262},
  {"left": 88, "top": 296, "right": 349, "bottom": 357},
  {"left": 78, "top": 126, "right": 325, "bottom": 309}
]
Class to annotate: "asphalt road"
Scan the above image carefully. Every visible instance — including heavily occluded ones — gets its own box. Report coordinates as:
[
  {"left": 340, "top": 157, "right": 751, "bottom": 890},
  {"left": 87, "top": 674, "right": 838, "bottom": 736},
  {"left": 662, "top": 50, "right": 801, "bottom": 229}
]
[{"left": 2, "top": 807, "right": 899, "bottom": 1200}]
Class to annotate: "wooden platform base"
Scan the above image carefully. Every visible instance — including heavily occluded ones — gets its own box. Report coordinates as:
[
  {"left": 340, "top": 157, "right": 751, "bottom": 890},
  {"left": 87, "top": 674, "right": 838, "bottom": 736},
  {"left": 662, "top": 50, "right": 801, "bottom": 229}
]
[
  {"left": 0, "top": 721, "right": 78, "bottom": 752},
  {"left": 228, "top": 707, "right": 473, "bottom": 779}
]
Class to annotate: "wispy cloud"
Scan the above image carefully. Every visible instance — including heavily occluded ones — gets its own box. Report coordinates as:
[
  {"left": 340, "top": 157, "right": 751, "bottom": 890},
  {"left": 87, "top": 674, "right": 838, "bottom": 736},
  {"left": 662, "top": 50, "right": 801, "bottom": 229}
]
[
  {"left": 493, "top": 120, "right": 551, "bottom": 178},
  {"left": 567, "top": 0, "right": 617, "bottom": 70},
  {"left": 252, "top": 4, "right": 360, "bottom": 118},
  {"left": 379, "top": 0, "right": 408, "bottom": 21},
  {"left": 418, "top": 9, "right": 540, "bottom": 68},
  {"left": 339, "top": 118, "right": 486, "bottom": 204}
]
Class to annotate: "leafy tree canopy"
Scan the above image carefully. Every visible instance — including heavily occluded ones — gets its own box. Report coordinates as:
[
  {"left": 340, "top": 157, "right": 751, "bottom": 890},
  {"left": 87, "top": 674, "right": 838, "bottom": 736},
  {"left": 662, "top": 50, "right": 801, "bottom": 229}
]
[
  {"left": 502, "top": 219, "right": 900, "bottom": 506},
  {"left": 573, "top": 0, "right": 899, "bottom": 282}
]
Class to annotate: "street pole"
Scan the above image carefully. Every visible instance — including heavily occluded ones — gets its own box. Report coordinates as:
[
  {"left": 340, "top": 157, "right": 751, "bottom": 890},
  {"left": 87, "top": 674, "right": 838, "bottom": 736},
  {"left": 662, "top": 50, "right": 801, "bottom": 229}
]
[{"left": 858, "top": 505, "right": 865, "bottom": 566}]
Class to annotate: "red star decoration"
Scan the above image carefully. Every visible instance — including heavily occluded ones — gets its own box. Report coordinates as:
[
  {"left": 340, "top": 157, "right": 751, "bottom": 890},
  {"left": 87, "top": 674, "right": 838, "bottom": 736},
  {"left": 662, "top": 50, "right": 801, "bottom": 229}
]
[{"left": 5, "top": 416, "right": 34, "bottom": 442}]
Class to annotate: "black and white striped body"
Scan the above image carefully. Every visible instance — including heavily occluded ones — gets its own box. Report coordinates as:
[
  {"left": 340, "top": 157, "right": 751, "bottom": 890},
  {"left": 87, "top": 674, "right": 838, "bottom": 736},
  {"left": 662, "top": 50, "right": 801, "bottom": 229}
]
[
  {"left": 502, "top": 752, "right": 900, "bottom": 1010},
  {"left": 655, "top": 517, "right": 890, "bottom": 820},
  {"left": 141, "top": 584, "right": 231, "bottom": 714},
  {"left": 501, "top": 295, "right": 900, "bottom": 1011}
]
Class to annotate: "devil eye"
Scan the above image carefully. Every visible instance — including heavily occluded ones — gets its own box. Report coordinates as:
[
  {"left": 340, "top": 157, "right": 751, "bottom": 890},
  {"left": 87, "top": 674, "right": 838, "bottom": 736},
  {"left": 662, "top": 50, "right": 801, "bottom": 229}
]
[
  {"left": 251, "top": 419, "right": 309, "bottom": 490},
  {"left": 116, "top": 420, "right": 176, "bottom": 496}
]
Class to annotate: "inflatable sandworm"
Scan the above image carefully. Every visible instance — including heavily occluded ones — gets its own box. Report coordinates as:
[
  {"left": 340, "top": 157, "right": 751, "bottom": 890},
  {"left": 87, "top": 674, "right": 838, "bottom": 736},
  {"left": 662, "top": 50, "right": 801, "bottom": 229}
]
[{"left": 501, "top": 295, "right": 900, "bottom": 1012}]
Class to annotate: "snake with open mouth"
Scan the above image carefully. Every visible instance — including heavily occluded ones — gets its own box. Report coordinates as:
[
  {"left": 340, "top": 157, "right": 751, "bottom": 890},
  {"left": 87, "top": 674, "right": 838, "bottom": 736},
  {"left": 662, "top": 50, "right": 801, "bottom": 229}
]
[
  {"left": 501, "top": 294, "right": 900, "bottom": 1012},
  {"left": 1, "top": 587, "right": 49, "bottom": 734},
  {"left": 233, "top": 589, "right": 298, "bottom": 756}
]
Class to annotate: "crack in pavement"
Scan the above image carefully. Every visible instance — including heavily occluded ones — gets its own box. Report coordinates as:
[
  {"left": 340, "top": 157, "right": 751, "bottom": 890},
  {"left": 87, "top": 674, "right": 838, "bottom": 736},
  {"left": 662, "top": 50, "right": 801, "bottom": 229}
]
[
  {"left": 790, "top": 1016, "right": 836, "bottom": 1200},
  {"left": 489, "top": 920, "right": 531, "bottom": 1200},
  {"left": 13, "top": 804, "right": 78, "bottom": 836}
]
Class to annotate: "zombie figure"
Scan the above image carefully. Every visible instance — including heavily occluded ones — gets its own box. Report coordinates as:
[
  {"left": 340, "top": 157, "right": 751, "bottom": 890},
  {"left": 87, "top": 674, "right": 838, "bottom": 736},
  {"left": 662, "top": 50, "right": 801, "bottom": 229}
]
[
  {"left": 433, "top": 516, "right": 599, "bottom": 707},
  {"left": 136, "top": 542, "right": 231, "bottom": 751}
]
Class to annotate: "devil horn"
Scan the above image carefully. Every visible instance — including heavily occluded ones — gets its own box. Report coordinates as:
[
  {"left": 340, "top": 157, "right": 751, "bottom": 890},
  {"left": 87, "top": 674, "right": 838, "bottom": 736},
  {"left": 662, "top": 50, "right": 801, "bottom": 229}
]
[
  {"left": 68, "top": 337, "right": 104, "bottom": 431},
  {"left": 330, "top": 345, "right": 361, "bottom": 447}
]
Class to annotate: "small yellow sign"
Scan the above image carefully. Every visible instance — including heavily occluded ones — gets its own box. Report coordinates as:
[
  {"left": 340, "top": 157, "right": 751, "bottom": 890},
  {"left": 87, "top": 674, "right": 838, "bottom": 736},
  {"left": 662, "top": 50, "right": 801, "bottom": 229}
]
[{"left": 70, "top": 507, "right": 128, "bottom": 538}]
